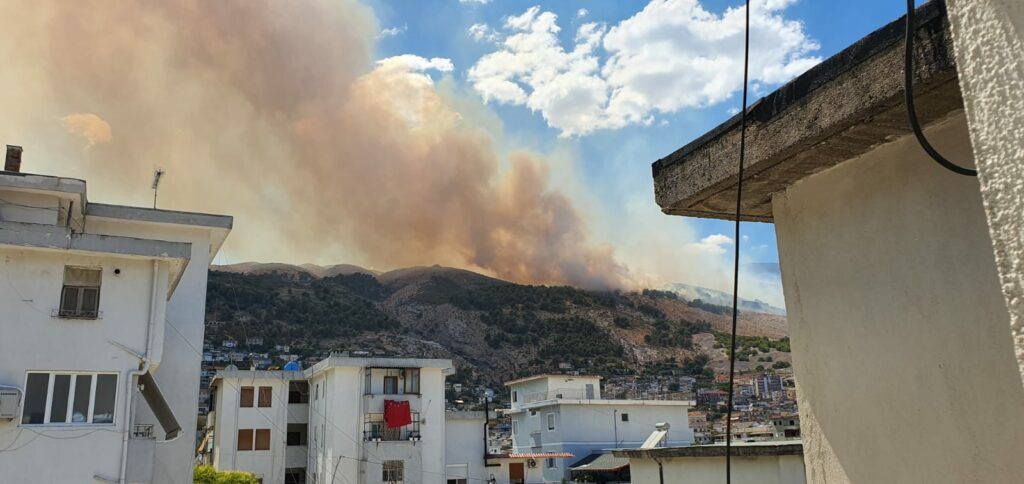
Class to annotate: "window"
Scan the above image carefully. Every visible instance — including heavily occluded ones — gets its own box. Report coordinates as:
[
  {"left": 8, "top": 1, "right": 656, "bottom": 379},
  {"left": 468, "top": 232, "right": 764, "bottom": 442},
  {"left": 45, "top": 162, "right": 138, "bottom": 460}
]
[
  {"left": 383, "top": 460, "right": 404, "bottom": 483},
  {"left": 511, "top": 420, "right": 518, "bottom": 436},
  {"left": 285, "top": 469, "right": 306, "bottom": 484},
  {"left": 621, "top": 413, "right": 629, "bottom": 422},
  {"left": 315, "top": 383, "right": 320, "bottom": 401},
  {"left": 288, "top": 381, "right": 309, "bottom": 403},
  {"left": 287, "top": 423, "right": 307, "bottom": 446},
  {"left": 365, "top": 370, "right": 372, "bottom": 395},
  {"left": 512, "top": 391, "right": 517, "bottom": 403},
  {"left": 22, "top": 372, "right": 116, "bottom": 425},
  {"left": 238, "top": 429, "right": 254, "bottom": 451},
  {"left": 447, "top": 480, "right": 468, "bottom": 484},
  {"left": 240, "top": 386, "right": 254, "bottom": 407},
  {"left": 546, "top": 413, "right": 556, "bottom": 431},
  {"left": 255, "top": 429, "right": 271, "bottom": 450},
  {"left": 404, "top": 369, "right": 420, "bottom": 394},
  {"left": 237, "top": 429, "right": 271, "bottom": 451},
  {"left": 546, "top": 458, "right": 556, "bottom": 469},
  {"left": 258, "top": 386, "right": 272, "bottom": 408},
  {"left": 383, "top": 376, "right": 399, "bottom": 394},
  {"left": 531, "top": 432, "right": 542, "bottom": 448},
  {"left": 58, "top": 266, "right": 101, "bottom": 318}
]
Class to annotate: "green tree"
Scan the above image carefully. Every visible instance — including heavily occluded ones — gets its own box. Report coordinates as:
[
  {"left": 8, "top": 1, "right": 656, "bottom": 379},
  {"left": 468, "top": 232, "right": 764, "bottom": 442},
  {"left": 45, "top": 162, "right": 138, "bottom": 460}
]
[{"left": 194, "top": 466, "right": 259, "bottom": 484}]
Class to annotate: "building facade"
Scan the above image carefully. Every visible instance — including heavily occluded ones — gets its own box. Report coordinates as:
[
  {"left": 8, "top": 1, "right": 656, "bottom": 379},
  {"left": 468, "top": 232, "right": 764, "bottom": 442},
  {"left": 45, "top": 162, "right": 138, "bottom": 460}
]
[
  {"left": 504, "top": 374, "right": 694, "bottom": 482},
  {"left": 0, "top": 152, "right": 232, "bottom": 483},
  {"left": 208, "top": 356, "right": 456, "bottom": 484}
]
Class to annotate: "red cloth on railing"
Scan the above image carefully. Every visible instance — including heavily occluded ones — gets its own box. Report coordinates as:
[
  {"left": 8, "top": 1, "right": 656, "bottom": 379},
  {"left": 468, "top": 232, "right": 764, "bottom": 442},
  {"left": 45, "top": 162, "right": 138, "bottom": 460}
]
[{"left": 384, "top": 400, "right": 412, "bottom": 428}]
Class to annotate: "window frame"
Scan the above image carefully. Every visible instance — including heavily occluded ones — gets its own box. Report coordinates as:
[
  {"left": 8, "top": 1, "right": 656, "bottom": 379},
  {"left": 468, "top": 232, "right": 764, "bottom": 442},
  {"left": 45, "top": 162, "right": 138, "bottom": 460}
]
[
  {"left": 383, "top": 375, "right": 399, "bottom": 395},
  {"left": 404, "top": 369, "right": 420, "bottom": 394},
  {"left": 20, "top": 371, "right": 118, "bottom": 426},
  {"left": 382, "top": 460, "right": 404, "bottom": 483},
  {"left": 57, "top": 266, "right": 102, "bottom": 319},
  {"left": 621, "top": 413, "right": 629, "bottom": 422},
  {"left": 257, "top": 386, "right": 273, "bottom": 408},
  {"left": 240, "top": 386, "right": 255, "bottom": 408},
  {"left": 254, "top": 428, "right": 272, "bottom": 451},
  {"left": 546, "top": 413, "right": 556, "bottom": 431}
]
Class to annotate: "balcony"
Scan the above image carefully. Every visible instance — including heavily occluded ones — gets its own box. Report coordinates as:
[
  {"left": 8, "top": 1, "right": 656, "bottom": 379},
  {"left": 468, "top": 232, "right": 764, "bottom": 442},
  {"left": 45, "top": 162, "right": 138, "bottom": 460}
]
[
  {"left": 363, "top": 412, "right": 421, "bottom": 442},
  {"left": 522, "top": 387, "right": 596, "bottom": 404}
]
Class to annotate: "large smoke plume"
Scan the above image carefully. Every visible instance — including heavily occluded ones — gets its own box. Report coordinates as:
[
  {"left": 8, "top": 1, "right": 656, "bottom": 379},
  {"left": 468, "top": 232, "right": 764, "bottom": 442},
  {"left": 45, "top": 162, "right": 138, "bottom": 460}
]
[{"left": 0, "top": 0, "right": 631, "bottom": 289}]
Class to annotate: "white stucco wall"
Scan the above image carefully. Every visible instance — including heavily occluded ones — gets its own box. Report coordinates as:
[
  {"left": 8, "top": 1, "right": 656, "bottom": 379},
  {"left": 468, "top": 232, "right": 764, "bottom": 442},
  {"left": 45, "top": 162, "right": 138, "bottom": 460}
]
[
  {"left": 445, "top": 412, "right": 490, "bottom": 484},
  {"left": 0, "top": 249, "right": 161, "bottom": 482},
  {"left": 211, "top": 372, "right": 302, "bottom": 483},
  {"left": 627, "top": 454, "right": 806, "bottom": 484},
  {"left": 87, "top": 218, "right": 218, "bottom": 484},
  {"left": 945, "top": 0, "right": 1024, "bottom": 389},
  {"left": 773, "top": 114, "right": 1024, "bottom": 483}
]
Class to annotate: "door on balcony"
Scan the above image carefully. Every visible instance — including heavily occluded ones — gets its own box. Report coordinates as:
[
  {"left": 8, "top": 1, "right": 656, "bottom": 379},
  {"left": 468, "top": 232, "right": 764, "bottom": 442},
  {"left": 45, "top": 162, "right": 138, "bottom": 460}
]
[
  {"left": 585, "top": 384, "right": 595, "bottom": 399},
  {"left": 509, "top": 463, "right": 524, "bottom": 484}
]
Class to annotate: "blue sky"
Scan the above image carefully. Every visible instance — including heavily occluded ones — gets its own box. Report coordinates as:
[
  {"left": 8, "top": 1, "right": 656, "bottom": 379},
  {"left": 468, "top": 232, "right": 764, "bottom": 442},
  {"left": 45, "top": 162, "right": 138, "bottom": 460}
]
[{"left": 356, "top": 0, "right": 910, "bottom": 304}]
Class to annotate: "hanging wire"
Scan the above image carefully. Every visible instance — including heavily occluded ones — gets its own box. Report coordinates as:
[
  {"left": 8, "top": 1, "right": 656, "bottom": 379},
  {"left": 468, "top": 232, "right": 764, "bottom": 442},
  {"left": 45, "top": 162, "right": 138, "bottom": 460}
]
[
  {"left": 904, "top": 0, "right": 977, "bottom": 177},
  {"left": 724, "top": 0, "right": 751, "bottom": 482}
]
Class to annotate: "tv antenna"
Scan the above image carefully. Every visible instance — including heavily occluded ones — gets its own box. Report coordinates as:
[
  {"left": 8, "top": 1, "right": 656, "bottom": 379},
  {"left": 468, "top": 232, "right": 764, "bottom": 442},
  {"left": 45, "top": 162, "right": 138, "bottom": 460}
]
[{"left": 151, "top": 169, "right": 165, "bottom": 209}]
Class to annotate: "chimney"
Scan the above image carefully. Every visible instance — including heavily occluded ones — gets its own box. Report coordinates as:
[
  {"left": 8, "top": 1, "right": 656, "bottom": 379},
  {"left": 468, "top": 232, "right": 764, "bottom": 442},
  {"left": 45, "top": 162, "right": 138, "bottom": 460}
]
[{"left": 5, "top": 145, "right": 22, "bottom": 172}]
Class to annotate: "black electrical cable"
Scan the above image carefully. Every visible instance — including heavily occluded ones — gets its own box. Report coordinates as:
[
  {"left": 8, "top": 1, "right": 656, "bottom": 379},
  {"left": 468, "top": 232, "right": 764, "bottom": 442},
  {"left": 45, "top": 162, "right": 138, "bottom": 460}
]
[
  {"left": 725, "top": 0, "right": 750, "bottom": 482},
  {"left": 904, "top": 0, "right": 977, "bottom": 177}
]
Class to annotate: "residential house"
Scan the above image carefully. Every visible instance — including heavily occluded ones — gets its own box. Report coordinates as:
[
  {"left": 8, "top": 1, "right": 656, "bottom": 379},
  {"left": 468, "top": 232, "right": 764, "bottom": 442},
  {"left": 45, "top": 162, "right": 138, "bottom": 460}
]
[
  {"left": 647, "top": 1, "right": 1024, "bottom": 481},
  {"left": 614, "top": 442, "right": 805, "bottom": 484},
  {"left": 502, "top": 374, "right": 694, "bottom": 482},
  {"left": 0, "top": 152, "right": 232, "bottom": 483}
]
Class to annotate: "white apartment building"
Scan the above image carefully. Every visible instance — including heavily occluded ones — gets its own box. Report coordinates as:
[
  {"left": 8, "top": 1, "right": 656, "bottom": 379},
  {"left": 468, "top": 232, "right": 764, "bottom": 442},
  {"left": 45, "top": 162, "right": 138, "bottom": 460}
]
[
  {"left": 208, "top": 356, "right": 456, "bottom": 484},
  {"left": 503, "top": 374, "right": 694, "bottom": 483},
  {"left": 0, "top": 146, "right": 232, "bottom": 483}
]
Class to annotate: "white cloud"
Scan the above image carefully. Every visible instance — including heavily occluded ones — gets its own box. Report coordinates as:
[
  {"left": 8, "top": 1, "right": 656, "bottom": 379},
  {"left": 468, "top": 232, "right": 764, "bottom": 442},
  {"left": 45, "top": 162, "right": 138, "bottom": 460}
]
[
  {"left": 687, "top": 234, "right": 734, "bottom": 255},
  {"left": 468, "top": 0, "right": 820, "bottom": 136},
  {"left": 378, "top": 25, "right": 407, "bottom": 38},
  {"left": 468, "top": 23, "right": 501, "bottom": 43},
  {"left": 577, "top": 8, "right": 589, "bottom": 18},
  {"left": 376, "top": 55, "right": 454, "bottom": 74}
]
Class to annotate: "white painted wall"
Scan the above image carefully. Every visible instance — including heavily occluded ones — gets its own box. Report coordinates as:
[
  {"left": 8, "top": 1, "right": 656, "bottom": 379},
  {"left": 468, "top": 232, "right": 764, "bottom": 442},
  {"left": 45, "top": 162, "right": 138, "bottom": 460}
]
[
  {"left": 211, "top": 372, "right": 303, "bottom": 483},
  {"left": 627, "top": 454, "right": 806, "bottom": 484},
  {"left": 308, "top": 359, "right": 451, "bottom": 484},
  {"left": 445, "top": 412, "right": 491, "bottom": 484},
  {"left": 509, "top": 401, "right": 693, "bottom": 482},
  {"left": 773, "top": 114, "right": 1024, "bottom": 483},
  {"left": 945, "top": 0, "right": 1024, "bottom": 389},
  {"left": 0, "top": 249, "right": 160, "bottom": 482}
]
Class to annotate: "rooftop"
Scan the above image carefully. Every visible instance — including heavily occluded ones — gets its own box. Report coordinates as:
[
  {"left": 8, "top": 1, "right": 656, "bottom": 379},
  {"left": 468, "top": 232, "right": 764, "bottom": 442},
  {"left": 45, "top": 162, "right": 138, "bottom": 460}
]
[
  {"left": 613, "top": 440, "right": 804, "bottom": 460},
  {"left": 504, "top": 373, "right": 603, "bottom": 386},
  {"left": 307, "top": 355, "right": 455, "bottom": 375},
  {"left": 650, "top": 0, "right": 961, "bottom": 222}
]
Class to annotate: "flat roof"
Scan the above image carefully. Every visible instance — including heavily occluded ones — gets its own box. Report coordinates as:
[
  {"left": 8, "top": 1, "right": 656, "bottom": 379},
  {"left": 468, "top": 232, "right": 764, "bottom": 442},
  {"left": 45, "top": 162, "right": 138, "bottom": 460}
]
[
  {"left": 307, "top": 355, "right": 455, "bottom": 376},
  {"left": 504, "top": 374, "right": 603, "bottom": 386},
  {"left": 650, "top": 0, "right": 962, "bottom": 221},
  {"left": 613, "top": 440, "right": 804, "bottom": 459}
]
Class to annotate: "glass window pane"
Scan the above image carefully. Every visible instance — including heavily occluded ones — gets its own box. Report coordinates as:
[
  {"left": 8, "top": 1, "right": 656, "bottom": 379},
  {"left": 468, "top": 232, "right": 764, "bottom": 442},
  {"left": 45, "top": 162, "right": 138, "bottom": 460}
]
[
  {"left": 240, "top": 387, "right": 254, "bottom": 407},
  {"left": 72, "top": 375, "right": 92, "bottom": 423},
  {"left": 93, "top": 374, "right": 117, "bottom": 424},
  {"left": 258, "top": 387, "right": 272, "bottom": 408},
  {"left": 22, "top": 373, "right": 49, "bottom": 424},
  {"left": 64, "top": 266, "right": 102, "bottom": 286},
  {"left": 60, "top": 287, "right": 79, "bottom": 314},
  {"left": 49, "top": 374, "right": 71, "bottom": 423},
  {"left": 80, "top": 287, "right": 99, "bottom": 313}
]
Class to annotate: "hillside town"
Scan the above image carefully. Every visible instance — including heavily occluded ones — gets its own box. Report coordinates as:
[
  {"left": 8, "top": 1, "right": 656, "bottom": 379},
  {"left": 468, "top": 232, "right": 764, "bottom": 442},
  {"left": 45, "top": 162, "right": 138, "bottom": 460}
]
[{"left": 2, "top": 1, "right": 1023, "bottom": 483}]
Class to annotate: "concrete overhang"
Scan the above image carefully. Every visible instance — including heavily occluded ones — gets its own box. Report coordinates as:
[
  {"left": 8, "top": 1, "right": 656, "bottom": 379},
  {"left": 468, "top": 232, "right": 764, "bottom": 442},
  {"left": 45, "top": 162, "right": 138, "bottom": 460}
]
[
  {"left": 86, "top": 203, "right": 234, "bottom": 260},
  {"left": 613, "top": 441, "right": 803, "bottom": 459},
  {"left": 0, "top": 171, "right": 87, "bottom": 220},
  {"left": 652, "top": 0, "right": 962, "bottom": 222},
  {"left": 0, "top": 220, "right": 191, "bottom": 295}
]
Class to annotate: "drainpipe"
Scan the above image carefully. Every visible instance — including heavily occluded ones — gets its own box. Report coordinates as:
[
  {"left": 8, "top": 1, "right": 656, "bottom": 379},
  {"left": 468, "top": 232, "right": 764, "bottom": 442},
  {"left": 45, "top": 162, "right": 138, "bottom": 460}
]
[
  {"left": 613, "top": 410, "right": 618, "bottom": 447},
  {"left": 115, "top": 260, "right": 161, "bottom": 484},
  {"left": 656, "top": 458, "right": 664, "bottom": 484}
]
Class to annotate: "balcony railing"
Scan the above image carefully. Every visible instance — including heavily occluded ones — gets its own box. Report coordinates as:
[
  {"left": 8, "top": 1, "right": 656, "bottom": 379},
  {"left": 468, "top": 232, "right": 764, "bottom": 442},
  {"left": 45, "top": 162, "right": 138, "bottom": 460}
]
[
  {"left": 522, "top": 388, "right": 596, "bottom": 404},
  {"left": 363, "top": 413, "right": 421, "bottom": 441},
  {"left": 131, "top": 424, "right": 155, "bottom": 440}
]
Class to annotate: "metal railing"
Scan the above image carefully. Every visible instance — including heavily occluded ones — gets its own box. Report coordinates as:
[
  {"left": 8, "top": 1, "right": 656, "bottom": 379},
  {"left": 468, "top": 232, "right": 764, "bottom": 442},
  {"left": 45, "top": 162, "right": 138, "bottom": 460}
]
[
  {"left": 131, "top": 424, "right": 155, "bottom": 440},
  {"left": 363, "top": 413, "right": 420, "bottom": 441},
  {"left": 522, "top": 388, "right": 595, "bottom": 404}
]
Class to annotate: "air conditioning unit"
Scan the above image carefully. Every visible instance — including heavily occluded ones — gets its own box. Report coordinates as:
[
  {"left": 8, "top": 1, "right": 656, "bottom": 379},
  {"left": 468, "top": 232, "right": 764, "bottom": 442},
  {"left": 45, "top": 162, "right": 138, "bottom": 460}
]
[
  {"left": 0, "top": 387, "right": 21, "bottom": 419},
  {"left": 527, "top": 459, "right": 537, "bottom": 469}
]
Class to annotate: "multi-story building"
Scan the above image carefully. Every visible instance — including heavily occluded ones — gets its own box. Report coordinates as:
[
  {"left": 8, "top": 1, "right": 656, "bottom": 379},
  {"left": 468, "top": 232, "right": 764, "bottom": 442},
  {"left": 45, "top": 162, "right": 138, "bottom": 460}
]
[
  {"left": 0, "top": 148, "right": 232, "bottom": 483},
  {"left": 503, "top": 374, "right": 694, "bottom": 482},
  {"left": 753, "top": 374, "right": 784, "bottom": 399},
  {"left": 208, "top": 356, "right": 456, "bottom": 484}
]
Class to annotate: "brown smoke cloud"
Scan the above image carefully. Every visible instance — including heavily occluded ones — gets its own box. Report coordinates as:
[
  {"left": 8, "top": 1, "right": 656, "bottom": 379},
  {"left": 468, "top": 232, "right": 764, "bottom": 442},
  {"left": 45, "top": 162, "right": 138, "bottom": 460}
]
[{"left": 0, "top": 0, "right": 630, "bottom": 289}]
